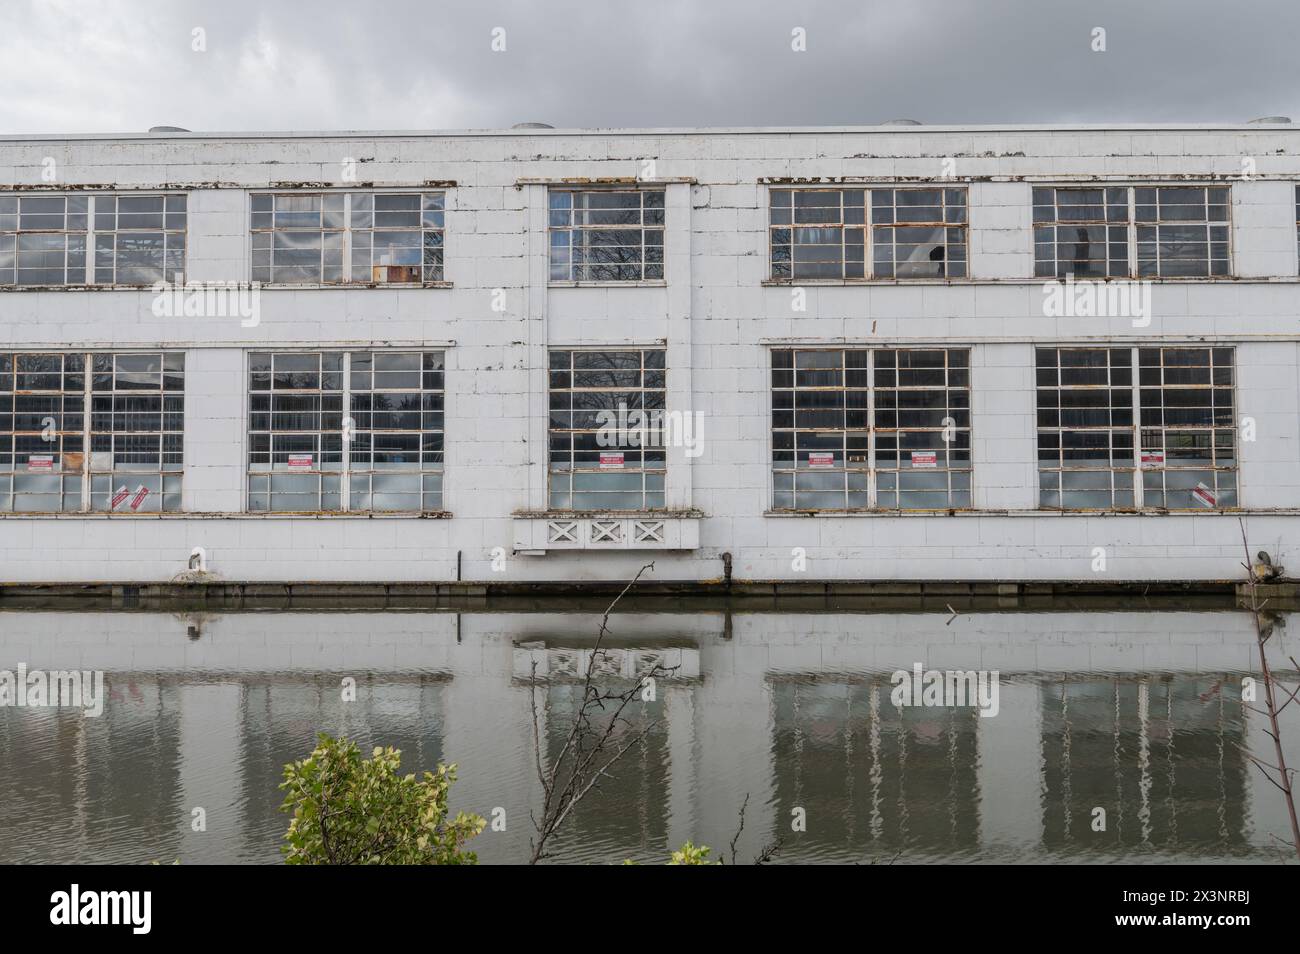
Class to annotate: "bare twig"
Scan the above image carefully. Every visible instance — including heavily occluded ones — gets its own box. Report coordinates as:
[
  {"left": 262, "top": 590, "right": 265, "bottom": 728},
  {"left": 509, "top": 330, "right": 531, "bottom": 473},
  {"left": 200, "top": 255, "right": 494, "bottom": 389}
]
[
  {"left": 527, "top": 562, "right": 676, "bottom": 864},
  {"left": 1238, "top": 518, "right": 1300, "bottom": 858},
  {"left": 728, "top": 793, "right": 749, "bottom": 865}
]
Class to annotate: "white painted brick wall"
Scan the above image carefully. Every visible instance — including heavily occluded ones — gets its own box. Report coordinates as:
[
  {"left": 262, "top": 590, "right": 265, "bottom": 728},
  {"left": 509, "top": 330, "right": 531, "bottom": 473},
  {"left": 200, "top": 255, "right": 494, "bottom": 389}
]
[{"left": 1, "top": 125, "right": 1299, "bottom": 582}]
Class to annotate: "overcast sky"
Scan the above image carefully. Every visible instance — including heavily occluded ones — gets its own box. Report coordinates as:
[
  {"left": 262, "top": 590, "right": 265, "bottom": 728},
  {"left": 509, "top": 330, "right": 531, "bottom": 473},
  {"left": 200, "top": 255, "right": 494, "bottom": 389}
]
[{"left": 1, "top": 0, "right": 1296, "bottom": 135}]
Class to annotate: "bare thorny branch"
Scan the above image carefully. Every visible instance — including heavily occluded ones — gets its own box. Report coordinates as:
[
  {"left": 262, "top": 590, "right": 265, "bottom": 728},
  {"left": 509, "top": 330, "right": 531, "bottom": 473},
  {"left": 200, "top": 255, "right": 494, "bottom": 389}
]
[
  {"left": 528, "top": 562, "right": 678, "bottom": 864},
  {"left": 1238, "top": 518, "right": 1300, "bottom": 859}
]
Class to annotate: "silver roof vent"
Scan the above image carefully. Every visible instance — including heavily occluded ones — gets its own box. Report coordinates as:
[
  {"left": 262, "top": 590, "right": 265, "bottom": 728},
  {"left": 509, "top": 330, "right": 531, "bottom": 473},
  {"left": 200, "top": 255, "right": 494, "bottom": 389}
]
[
  {"left": 1247, "top": 116, "right": 1291, "bottom": 124},
  {"left": 148, "top": 125, "right": 190, "bottom": 133},
  {"left": 512, "top": 122, "right": 554, "bottom": 129},
  {"left": 881, "top": 118, "right": 922, "bottom": 126}
]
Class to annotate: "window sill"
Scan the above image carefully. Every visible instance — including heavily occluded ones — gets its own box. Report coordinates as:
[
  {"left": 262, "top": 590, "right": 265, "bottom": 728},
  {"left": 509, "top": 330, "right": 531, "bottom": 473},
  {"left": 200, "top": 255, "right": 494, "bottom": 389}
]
[
  {"left": 547, "top": 281, "right": 667, "bottom": 289},
  {"left": 760, "top": 276, "right": 1290, "bottom": 286},
  {"left": 0, "top": 511, "right": 454, "bottom": 519},
  {"left": 762, "top": 508, "right": 1288, "bottom": 517},
  {"left": 255, "top": 281, "right": 452, "bottom": 290},
  {"left": 762, "top": 278, "right": 967, "bottom": 287}
]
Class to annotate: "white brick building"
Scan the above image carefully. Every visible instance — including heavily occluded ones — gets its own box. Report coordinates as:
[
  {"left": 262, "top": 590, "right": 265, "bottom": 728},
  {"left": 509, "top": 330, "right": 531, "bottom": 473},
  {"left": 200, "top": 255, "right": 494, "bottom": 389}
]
[{"left": 1, "top": 123, "right": 1298, "bottom": 584}]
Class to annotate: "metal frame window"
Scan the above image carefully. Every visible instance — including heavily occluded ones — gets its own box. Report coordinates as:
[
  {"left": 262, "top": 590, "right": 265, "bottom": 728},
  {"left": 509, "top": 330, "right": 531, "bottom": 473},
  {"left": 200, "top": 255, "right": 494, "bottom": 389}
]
[
  {"left": 1295, "top": 184, "right": 1299, "bottom": 271},
  {"left": 1138, "top": 346, "right": 1237, "bottom": 508},
  {"left": 0, "top": 193, "right": 186, "bottom": 287},
  {"left": 247, "top": 350, "right": 444, "bottom": 513},
  {"left": 769, "top": 189, "right": 865, "bottom": 280},
  {"left": 871, "top": 187, "right": 967, "bottom": 278},
  {"left": 1036, "top": 348, "right": 1136, "bottom": 509},
  {"left": 249, "top": 192, "right": 446, "bottom": 285},
  {"left": 548, "top": 189, "right": 665, "bottom": 282},
  {"left": 548, "top": 349, "right": 666, "bottom": 510},
  {"left": 1036, "top": 346, "right": 1236, "bottom": 510},
  {"left": 1033, "top": 187, "right": 1129, "bottom": 278},
  {"left": 768, "top": 186, "right": 967, "bottom": 280},
  {"left": 771, "top": 348, "right": 971, "bottom": 511},
  {"left": 1034, "top": 185, "right": 1230, "bottom": 279},
  {"left": 0, "top": 351, "right": 183, "bottom": 513}
]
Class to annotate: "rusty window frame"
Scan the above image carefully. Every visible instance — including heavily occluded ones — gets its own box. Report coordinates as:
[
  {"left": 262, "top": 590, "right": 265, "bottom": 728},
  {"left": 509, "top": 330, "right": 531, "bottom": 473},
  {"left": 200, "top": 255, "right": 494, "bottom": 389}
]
[
  {"left": 547, "top": 189, "right": 665, "bottom": 282},
  {"left": 1135, "top": 186, "right": 1230, "bottom": 278},
  {"left": 1036, "top": 347, "right": 1136, "bottom": 510},
  {"left": 1033, "top": 186, "right": 1129, "bottom": 279},
  {"left": 870, "top": 187, "right": 967, "bottom": 279},
  {"left": 0, "top": 193, "right": 186, "bottom": 287},
  {"left": 547, "top": 348, "right": 666, "bottom": 511},
  {"left": 771, "top": 347, "right": 972, "bottom": 511},
  {"left": 1137, "top": 347, "right": 1236, "bottom": 509},
  {"left": 767, "top": 186, "right": 967, "bottom": 281},
  {"left": 769, "top": 188, "right": 865, "bottom": 280},
  {"left": 1034, "top": 185, "right": 1231, "bottom": 279},
  {"left": 1035, "top": 346, "right": 1237, "bottom": 511},
  {"left": 246, "top": 350, "right": 444, "bottom": 513},
  {"left": 249, "top": 191, "right": 445, "bottom": 285},
  {"left": 0, "top": 351, "right": 184, "bottom": 513}
]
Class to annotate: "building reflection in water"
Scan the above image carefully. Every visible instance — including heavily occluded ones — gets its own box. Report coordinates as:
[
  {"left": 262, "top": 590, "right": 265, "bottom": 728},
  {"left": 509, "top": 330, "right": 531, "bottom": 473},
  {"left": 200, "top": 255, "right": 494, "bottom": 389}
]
[{"left": 0, "top": 609, "right": 1293, "bottom": 863}]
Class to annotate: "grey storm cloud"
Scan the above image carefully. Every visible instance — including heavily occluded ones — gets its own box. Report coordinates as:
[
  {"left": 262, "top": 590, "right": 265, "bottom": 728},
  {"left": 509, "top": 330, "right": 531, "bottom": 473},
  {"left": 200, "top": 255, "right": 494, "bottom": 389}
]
[{"left": 0, "top": 0, "right": 1296, "bottom": 134}]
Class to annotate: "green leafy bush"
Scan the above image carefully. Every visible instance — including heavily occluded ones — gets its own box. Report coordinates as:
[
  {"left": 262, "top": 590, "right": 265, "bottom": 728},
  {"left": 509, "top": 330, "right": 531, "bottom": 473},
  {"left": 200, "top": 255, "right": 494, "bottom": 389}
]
[{"left": 280, "top": 733, "right": 485, "bottom": 865}]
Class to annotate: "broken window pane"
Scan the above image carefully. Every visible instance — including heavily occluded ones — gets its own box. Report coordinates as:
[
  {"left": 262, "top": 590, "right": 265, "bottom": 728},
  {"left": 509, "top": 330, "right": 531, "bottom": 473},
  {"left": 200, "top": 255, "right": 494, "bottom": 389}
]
[{"left": 1037, "top": 346, "right": 1235, "bottom": 510}]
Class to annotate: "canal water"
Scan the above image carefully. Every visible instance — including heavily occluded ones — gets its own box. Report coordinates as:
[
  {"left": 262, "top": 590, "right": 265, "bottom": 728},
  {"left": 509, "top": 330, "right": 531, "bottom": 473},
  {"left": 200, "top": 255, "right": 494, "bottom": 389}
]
[{"left": 1, "top": 607, "right": 1296, "bottom": 864}]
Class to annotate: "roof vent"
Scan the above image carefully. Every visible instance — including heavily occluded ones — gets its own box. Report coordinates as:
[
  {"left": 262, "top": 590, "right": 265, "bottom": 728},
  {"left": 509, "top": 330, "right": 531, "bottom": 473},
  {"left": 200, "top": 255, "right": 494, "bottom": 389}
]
[
  {"left": 512, "top": 122, "right": 554, "bottom": 129},
  {"left": 881, "top": 118, "right": 922, "bottom": 126},
  {"left": 148, "top": 125, "right": 191, "bottom": 133},
  {"left": 1247, "top": 116, "right": 1291, "bottom": 124}
]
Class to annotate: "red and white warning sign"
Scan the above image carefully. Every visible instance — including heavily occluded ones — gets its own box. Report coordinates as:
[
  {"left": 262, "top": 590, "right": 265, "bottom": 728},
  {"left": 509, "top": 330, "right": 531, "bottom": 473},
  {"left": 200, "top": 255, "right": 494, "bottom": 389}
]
[
  {"left": 27, "top": 455, "right": 54, "bottom": 472},
  {"left": 910, "top": 451, "right": 938, "bottom": 468},
  {"left": 599, "top": 452, "right": 625, "bottom": 469},
  {"left": 128, "top": 485, "right": 150, "bottom": 511},
  {"left": 1192, "top": 482, "right": 1217, "bottom": 508},
  {"left": 287, "top": 453, "right": 314, "bottom": 471},
  {"left": 808, "top": 452, "right": 835, "bottom": 469},
  {"left": 110, "top": 485, "right": 131, "bottom": 509},
  {"left": 1140, "top": 451, "right": 1165, "bottom": 468}
]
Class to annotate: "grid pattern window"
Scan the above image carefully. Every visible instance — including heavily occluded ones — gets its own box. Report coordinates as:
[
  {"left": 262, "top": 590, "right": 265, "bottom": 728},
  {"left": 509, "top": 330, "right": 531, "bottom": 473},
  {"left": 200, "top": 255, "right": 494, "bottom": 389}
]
[
  {"left": 0, "top": 352, "right": 183, "bottom": 513},
  {"left": 871, "top": 188, "right": 967, "bottom": 279},
  {"left": 250, "top": 192, "right": 445, "bottom": 285},
  {"left": 0, "top": 194, "right": 185, "bottom": 286},
  {"left": 1138, "top": 347, "right": 1236, "bottom": 509},
  {"left": 767, "top": 187, "right": 967, "bottom": 280},
  {"left": 769, "top": 189, "right": 865, "bottom": 280},
  {"left": 1036, "top": 347, "right": 1236, "bottom": 510},
  {"left": 1033, "top": 187, "right": 1129, "bottom": 278},
  {"left": 1036, "top": 348, "right": 1136, "bottom": 509},
  {"left": 548, "top": 349, "right": 666, "bottom": 510},
  {"left": 1033, "top": 185, "right": 1231, "bottom": 278},
  {"left": 247, "top": 351, "right": 444, "bottom": 513},
  {"left": 548, "top": 190, "right": 665, "bottom": 282},
  {"left": 771, "top": 348, "right": 971, "bottom": 511},
  {"left": 1135, "top": 187, "right": 1230, "bottom": 277}
]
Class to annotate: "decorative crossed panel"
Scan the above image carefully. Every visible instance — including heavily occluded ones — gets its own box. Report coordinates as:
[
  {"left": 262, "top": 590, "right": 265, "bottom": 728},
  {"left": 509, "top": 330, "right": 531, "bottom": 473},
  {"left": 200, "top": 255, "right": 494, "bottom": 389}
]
[
  {"left": 549, "top": 648, "right": 581, "bottom": 678},
  {"left": 547, "top": 520, "right": 579, "bottom": 543},
  {"left": 589, "top": 648, "right": 625, "bottom": 678},
  {"left": 635, "top": 649, "right": 668, "bottom": 679},
  {"left": 633, "top": 520, "right": 665, "bottom": 543},
  {"left": 589, "top": 519, "right": 623, "bottom": 543}
]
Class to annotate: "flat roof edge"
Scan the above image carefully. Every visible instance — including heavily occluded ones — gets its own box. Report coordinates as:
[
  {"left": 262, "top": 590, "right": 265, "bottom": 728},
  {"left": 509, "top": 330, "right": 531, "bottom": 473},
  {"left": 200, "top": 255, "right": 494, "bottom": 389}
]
[{"left": 0, "top": 123, "right": 1297, "bottom": 143}]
